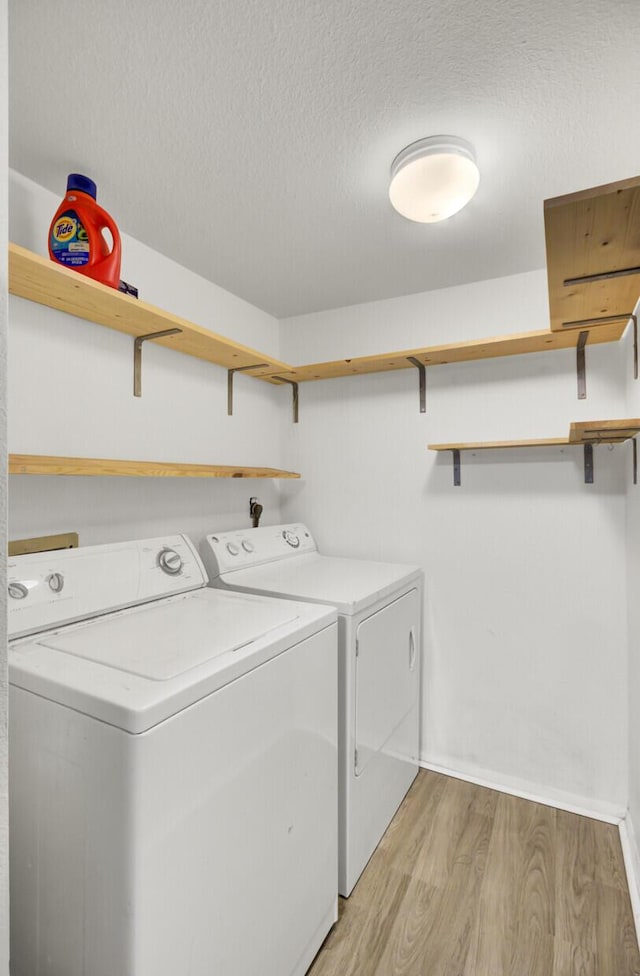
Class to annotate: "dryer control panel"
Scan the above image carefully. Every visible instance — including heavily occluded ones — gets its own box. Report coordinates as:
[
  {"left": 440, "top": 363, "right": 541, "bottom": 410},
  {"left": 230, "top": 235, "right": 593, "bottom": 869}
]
[
  {"left": 203, "top": 523, "right": 317, "bottom": 577},
  {"left": 8, "top": 535, "right": 207, "bottom": 640}
]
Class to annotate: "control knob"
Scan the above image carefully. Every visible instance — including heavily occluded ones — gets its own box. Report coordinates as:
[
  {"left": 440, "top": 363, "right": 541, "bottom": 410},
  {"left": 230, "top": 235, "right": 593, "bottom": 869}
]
[
  {"left": 242, "top": 540, "right": 255, "bottom": 553},
  {"left": 226, "top": 543, "right": 240, "bottom": 556},
  {"left": 282, "top": 530, "right": 300, "bottom": 548},
  {"left": 8, "top": 582, "right": 28, "bottom": 600},
  {"left": 48, "top": 572, "right": 64, "bottom": 593},
  {"left": 158, "top": 548, "right": 183, "bottom": 575}
]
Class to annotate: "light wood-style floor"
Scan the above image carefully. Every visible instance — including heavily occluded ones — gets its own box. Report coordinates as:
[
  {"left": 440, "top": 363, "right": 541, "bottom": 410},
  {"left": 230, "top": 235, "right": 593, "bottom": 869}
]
[{"left": 308, "top": 770, "right": 640, "bottom": 976}]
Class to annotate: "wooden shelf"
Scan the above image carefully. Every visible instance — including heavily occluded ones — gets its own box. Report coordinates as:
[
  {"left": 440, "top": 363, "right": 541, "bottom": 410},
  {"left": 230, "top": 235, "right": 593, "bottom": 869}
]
[
  {"left": 9, "top": 235, "right": 635, "bottom": 431},
  {"left": 10, "top": 244, "right": 630, "bottom": 396},
  {"left": 254, "top": 323, "right": 628, "bottom": 383},
  {"left": 428, "top": 419, "right": 640, "bottom": 452},
  {"left": 9, "top": 454, "right": 300, "bottom": 479},
  {"left": 9, "top": 243, "right": 292, "bottom": 376},
  {"left": 429, "top": 437, "right": 570, "bottom": 451},
  {"left": 544, "top": 175, "right": 640, "bottom": 333}
]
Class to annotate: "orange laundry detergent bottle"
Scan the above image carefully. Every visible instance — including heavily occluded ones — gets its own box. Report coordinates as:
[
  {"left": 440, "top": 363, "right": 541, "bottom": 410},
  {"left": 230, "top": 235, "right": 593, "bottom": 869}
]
[{"left": 48, "top": 174, "right": 122, "bottom": 289}]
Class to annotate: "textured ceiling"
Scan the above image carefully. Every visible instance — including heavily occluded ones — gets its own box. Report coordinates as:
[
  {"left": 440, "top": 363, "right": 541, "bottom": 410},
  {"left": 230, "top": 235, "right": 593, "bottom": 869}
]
[{"left": 9, "top": 0, "right": 640, "bottom": 318}]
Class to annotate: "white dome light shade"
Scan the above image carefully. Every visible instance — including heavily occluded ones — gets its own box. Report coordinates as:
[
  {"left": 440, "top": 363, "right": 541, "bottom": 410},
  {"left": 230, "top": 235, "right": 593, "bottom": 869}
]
[{"left": 389, "top": 136, "right": 480, "bottom": 223}]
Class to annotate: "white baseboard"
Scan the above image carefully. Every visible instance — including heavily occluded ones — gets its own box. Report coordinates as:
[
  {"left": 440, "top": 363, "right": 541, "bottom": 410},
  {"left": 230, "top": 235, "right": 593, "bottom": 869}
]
[
  {"left": 418, "top": 759, "right": 623, "bottom": 825},
  {"left": 619, "top": 813, "right": 640, "bottom": 951}
]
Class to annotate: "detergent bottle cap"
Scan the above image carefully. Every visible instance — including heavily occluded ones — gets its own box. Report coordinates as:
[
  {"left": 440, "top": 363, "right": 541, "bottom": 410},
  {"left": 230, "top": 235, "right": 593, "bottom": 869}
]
[{"left": 66, "top": 173, "right": 97, "bottom": 199}]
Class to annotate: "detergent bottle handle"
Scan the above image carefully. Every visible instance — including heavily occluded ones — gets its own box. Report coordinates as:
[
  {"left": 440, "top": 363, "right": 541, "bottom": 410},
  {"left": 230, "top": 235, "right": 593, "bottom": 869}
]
[
  {"left": 99, "top": 208, "right": 121, "bottom": 264},
  {"left": 81, "top": 204, "right": 122, "bottom": 288},
  {"left": 83, "top": 205, "right": 120, "bottom": 261}
]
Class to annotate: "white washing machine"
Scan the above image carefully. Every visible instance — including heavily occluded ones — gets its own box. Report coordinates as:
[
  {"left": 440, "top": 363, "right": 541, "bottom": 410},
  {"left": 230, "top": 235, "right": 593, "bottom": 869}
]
[
  {"left": 201, "top": 523, "right": 423, "bottom": 896},
  {"left": 8, "top": 534, "right": 338, "bottom": 976}
]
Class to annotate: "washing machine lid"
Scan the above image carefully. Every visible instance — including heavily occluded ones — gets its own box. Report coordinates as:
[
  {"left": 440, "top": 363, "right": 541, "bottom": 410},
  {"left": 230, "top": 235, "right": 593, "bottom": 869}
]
[
  {"left": 219, "top": 552, "right": 422, "bottom": 615},
  {"left": 40, "top": 590, "right": 299, "bottom": 679},
  {"left": 10, "top": 589, "right": 335, "bottom": 733}
]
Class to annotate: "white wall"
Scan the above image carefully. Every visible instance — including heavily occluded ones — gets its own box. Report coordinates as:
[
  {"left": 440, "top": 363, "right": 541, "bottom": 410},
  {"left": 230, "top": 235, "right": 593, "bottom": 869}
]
[
  {"left": 9, "top": 171, "right": 291, "bottom": 549},
  {"left": 280, "top": 278, "right": 630, "bottom": 818},
  {"left": 281, "top": 267, "right": 551, "bottom": 363},
  {"left": 624, "top": 309, "right": 640, "bottom": 933},
  {"left": 0, "top": 2, "right": 8, "bottom": 971}
]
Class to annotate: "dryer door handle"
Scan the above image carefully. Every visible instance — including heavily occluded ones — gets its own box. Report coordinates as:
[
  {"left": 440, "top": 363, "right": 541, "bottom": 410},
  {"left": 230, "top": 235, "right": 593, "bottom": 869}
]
[{"left": 409, "top": 627, "right": 417, "bottom": 671}]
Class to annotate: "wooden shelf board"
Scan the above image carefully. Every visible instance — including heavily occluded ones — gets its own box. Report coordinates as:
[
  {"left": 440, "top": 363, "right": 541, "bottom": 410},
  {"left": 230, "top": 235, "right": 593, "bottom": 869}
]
[
  {"left": 428, "top": 438, "right": 570, "bottom": 451},
  {"left": 252, "top": 323, "right": 628, "bottom": 383},
  {"left": 9, "top": 454, "right": 300, "bottom": 479},
  {"left": 429, "top": 419, "right": 640, "bottom": 452},
  {"left": 9, "top": 243, "right": 292, "bottom": 375},
  {"left": 544, "top": 175, "right": 640, "bottom": 333},
  {"left": 569, "top": 418, "right": 640, "bottom": 444}
]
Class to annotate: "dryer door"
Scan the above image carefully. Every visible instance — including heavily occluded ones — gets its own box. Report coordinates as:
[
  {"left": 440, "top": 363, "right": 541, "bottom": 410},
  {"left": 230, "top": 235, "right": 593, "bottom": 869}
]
[{"left": 354, "top": 587, "right": 419, "bottom": 776}]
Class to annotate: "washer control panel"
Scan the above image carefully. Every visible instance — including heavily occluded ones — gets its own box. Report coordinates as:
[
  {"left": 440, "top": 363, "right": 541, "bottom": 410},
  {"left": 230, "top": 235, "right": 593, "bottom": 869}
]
[
  {"left": 203, "top": 523, "right": 317, "bottom": 577},
  {"left": 8, "top": 535, "right": 207, "bottom": 640}
]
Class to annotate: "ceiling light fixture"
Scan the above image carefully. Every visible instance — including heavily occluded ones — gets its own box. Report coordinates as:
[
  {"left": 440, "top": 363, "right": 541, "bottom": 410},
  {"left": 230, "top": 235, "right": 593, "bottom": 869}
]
[{"left": 389, "top": 135, "right": 480, "bottom": 223}]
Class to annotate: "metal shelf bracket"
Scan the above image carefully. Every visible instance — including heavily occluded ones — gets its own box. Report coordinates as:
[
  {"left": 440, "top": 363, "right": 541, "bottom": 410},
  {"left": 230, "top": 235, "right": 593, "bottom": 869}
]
[
  {"left": 227, "top": 363, "right": 270, "bottom": 415},
  {"left": 583, "top": 437, "right": 638, "bottom": 486},
  {"left": 271, "top": 377, "right": 299, "bottom": 423},
  {"left": 584, "top": 443, "right": 594, "bottom": 484},
  {"left": 564, "top": 267, "right": 640, "bottom": 287},
  {"left": 134, "top": 329, "right": 182, "bottom": 397},
  {"left": 452, "top": 449, "right": 461, "bottom": 487},
  {"left": 576, "top": 331, "right": 589, "bottom": 400},
  {"left": 563, "top": 313, "right": 638, "bottom": 384},
  {"left": 407, "top": 357, "right": 427, "bottom": 413},
  {"left": 581, "top": 438, "right": 640, "bottom": 486}
]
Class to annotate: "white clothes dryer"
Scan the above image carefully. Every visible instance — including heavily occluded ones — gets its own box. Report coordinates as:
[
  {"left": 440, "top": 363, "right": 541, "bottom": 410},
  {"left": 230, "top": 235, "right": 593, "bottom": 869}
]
[
  {"left": 8, "top": 534, "right": 338, "bottom": 976},
  {"left": 201, "top": 523, "right": 422, "bottom": 896}
]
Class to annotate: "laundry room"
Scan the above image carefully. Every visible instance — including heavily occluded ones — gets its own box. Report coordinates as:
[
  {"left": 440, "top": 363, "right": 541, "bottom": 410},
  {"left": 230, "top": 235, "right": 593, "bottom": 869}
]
[{"left": 2, "top": 2, "right": 640, "bottom": 974}]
